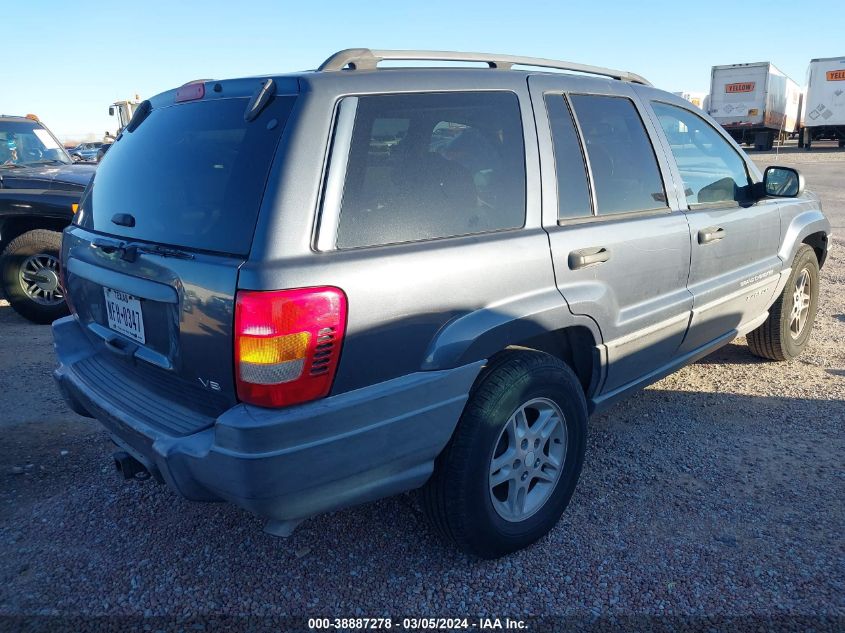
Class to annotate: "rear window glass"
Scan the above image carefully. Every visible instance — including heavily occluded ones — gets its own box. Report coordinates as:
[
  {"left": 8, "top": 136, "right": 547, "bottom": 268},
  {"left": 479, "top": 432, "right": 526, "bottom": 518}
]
[
  {"left": 569, "top": 95, "right": 667, "bottom": 215},
  {"left": 335, "top": 91, "right": 526, "bottom": 249},
  {"left": 545, "top": 95, "right": 592, "bottom": 219},
  {"left": 78, "top": 96, "right": 295, "bottom": 255}
]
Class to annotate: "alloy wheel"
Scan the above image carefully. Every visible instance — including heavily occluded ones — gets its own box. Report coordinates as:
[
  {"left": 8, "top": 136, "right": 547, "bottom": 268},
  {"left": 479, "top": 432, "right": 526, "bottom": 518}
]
[
  {"left": 488, "top": 397, "right": 567, "bottom": 522},
  {"left": 789, "top": 268, "right": 812, "bottom": 339},
  {"left": 18, "top": 254, "right": 64, "bottom": 306}
]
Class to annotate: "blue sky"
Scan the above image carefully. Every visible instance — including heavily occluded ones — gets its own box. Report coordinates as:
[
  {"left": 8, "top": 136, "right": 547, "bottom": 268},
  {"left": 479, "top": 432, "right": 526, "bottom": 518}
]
[{"left": 3, "top": 0, "right": 843, "bottom": 141}]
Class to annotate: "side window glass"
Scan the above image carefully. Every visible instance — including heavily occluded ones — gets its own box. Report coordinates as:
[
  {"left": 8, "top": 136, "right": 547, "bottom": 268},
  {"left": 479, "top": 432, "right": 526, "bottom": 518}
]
[
  {"left": 651, "top": 101, "right": 752, "bottom": 206},
  {"left": 569, "top": 94, "right": 667, "bottom": 215},
  {"left": 545, "top": 95, "right": 592, "bottom": 219},
  {"left": 336, "top": 91, "right": 526, "bottom": 249}
]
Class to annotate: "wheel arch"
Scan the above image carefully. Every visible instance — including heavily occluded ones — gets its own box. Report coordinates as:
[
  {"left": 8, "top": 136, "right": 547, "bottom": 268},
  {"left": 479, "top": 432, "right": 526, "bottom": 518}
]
[
  {"left": 497, "top": 327, "right": 599, "bottom": 397},
  {"left": 778, "top": 207, "right": 830, "bottom": 270},
  {"left": 0, "top": 216, "right": 68, "bottom": 254},
  {"left": 420, "top": 293, "right": 602, "bottom": 400},
  {"left": 801, "top": 230, "right": 829, "bottom": 269}
]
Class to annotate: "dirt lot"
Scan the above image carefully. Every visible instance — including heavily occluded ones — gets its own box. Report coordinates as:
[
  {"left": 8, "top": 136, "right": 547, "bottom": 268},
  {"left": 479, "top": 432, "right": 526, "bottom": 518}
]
[{"left": 1, "top": 149, "right": 843, "bottom": 630}]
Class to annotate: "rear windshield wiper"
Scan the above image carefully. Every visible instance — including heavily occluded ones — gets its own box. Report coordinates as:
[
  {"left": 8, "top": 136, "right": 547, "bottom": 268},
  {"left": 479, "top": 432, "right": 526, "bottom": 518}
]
[
  {"left": 132, "top": 244, "right": 194, "bottom": 260},
  {"left": 244, "top": 78, "right": 275, "bottom": 122},
  {"left": 125, "top": 100, "right": 152, "bottom": 133}
]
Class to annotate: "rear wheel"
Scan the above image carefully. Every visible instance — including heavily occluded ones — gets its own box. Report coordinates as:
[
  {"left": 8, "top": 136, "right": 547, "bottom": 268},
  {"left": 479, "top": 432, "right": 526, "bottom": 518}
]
[
  {"left": 422, "top": 351, "right": 587, "bottom": 558},
  {"left": 747, "top": 245, "right": 819, "bottom": 361},
  {"left": 0, "top": 229, "right": 69, "bottom": 324},
  {"left": 760, "top": 132, "right": 775, "bottom": 151}
]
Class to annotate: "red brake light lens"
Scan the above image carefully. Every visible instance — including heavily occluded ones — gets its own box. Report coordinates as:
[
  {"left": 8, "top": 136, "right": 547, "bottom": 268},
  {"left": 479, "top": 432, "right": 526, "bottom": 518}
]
[
  {"left": 234, "top": 287, "right": 347, "bottom": 408},
  {"left": 175, "top": 82, "right": 205, "bottom": 103}
]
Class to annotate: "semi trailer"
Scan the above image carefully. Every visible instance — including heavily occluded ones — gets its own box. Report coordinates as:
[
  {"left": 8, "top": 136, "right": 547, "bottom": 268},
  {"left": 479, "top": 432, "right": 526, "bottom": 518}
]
[
  {"left": 802, "top": 56, "right": 845, "bottom": 149},
  {"left": 708, "top": 62, "right": 801, "bottom": 150}
]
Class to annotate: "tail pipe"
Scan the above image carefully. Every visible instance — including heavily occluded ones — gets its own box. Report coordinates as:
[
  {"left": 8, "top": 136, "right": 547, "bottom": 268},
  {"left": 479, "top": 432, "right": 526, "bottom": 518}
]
[{"left": 113, "top": 451, "right": 150, "bottom": 480}]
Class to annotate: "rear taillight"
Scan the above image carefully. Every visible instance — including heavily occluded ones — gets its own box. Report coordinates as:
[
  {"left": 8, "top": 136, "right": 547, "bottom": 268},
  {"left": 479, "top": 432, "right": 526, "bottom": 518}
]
[{"left": 234, "top": 287, "right": 347, "bottom": 408}]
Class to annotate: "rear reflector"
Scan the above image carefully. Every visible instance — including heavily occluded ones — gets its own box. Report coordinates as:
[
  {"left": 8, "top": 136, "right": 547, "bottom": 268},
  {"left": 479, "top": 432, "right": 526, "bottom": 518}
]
[{"left": 234, "top": 287, "right": 347, "bottom": 408}]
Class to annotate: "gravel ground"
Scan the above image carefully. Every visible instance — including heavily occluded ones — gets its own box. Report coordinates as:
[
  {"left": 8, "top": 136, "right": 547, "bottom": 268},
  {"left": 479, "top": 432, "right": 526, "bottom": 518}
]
[{"left": 1, "top": 155, "right": 843, "bottom": 631}]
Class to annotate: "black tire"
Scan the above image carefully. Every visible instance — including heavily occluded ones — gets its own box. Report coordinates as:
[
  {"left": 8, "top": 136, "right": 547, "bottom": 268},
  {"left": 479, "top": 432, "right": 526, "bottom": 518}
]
[
  {"left": 747, "top": 245, "right": 819, "bottom": 361},
  {"left": 763, "top": 132, "right": 775, "bottom": 151},
  {"left": 0, "top": 229, "right": 69, "bottom": 324},
  {"left": 422, "top": 350, "right": 587, "bottom": 558}
]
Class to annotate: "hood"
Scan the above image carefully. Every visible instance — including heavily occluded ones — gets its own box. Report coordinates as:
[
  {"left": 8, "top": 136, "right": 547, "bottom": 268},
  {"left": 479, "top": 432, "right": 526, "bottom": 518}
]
[{"left": 0, "top": 163, "right": 96, "bottom": 192}]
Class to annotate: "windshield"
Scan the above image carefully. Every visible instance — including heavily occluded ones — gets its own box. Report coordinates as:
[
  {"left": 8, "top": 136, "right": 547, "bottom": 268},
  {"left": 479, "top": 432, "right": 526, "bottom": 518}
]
[
  {"left": 0, "top": 120, "right": 72, "bottom": 167},
  {"left": 77, "top": 95, "right": 296, "bottom": 255}
]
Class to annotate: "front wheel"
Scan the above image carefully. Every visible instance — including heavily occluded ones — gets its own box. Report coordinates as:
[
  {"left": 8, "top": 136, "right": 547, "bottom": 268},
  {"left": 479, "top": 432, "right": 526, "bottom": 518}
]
[
  {"left": 1, "top": 229, "right": 69, "bottom": 324},
  {"left": 422, "top": 351, "right": 587, "bottom": 558},
  {"left": 747, "top": 245, "right": 819, "bottom": 361}
]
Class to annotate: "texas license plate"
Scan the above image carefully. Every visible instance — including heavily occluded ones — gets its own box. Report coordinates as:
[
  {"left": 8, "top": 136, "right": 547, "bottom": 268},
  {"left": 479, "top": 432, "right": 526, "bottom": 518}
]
[{"left": 103, "top": 287, "right": 145, "bottom": 344}]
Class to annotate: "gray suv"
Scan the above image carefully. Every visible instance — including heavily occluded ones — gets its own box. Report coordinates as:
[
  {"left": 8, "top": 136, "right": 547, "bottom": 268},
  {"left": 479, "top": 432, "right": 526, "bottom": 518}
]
[{"left": 53, "top": 49, "right": 831, "bottom": 558}]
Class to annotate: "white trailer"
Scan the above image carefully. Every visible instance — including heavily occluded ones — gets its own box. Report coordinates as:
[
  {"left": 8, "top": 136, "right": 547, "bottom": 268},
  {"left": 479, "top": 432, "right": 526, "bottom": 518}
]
[
  {"left": 708, "top": 62, "right": 800, "bottom": 150},
  {"left": 802, "top": 56, "right": 845, "bottom": 149},
  {"left": 672, "top": 91, "right": 707, "bottom": 110}
]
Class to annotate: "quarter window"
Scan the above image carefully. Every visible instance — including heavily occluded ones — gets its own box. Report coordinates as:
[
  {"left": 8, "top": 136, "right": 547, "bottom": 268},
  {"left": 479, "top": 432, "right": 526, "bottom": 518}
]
[
  {"left": 569, "top": 95, "right": 667, "bottom": 215},
  {"left": 335, "top": 92, "right": 526, "bottom": 249},
  {"left": 545, "top": 95, "right": 592, "bottom": 220},
  {"left": 651, "top": 101, "right": 752, "bottom": 206}
]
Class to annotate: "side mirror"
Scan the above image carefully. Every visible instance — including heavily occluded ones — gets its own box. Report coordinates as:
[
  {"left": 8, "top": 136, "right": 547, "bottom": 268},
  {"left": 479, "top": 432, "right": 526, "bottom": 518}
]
[
  {"left": 108, "top": 107, "right": 115, "bottom": 116},
  {"left": 763, "top": 166, "right": 804, "bottom": 198}
]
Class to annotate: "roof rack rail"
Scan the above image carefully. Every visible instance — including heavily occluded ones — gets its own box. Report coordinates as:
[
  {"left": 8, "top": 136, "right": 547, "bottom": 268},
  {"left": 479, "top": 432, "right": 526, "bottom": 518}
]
[{"left": 318, "top": 48, "right": 651, "bottom": 86}]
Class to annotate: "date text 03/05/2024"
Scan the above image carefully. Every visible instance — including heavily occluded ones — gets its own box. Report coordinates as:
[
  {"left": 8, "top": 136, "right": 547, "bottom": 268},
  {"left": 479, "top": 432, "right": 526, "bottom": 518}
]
[{"left": 307, "top": 617, "right": 528, "bottom": 630}]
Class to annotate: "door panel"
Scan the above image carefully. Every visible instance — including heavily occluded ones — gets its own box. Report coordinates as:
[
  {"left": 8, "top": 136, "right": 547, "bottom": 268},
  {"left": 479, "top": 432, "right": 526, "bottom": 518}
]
[
  {"left": 530, "top": 78, "right": 693, "bottom": 395},
  {"left": 547, "top": 215, "right": 692, "bottom": 392},
  {"left": 643, "top": 98, "right": 782, "bottom": 352},
  {"left": 681, "top": 203, "right": 781, "bottom": 351}
]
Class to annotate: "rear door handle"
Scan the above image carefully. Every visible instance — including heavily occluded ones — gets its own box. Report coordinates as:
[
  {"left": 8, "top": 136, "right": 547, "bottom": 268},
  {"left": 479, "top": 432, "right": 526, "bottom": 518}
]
[
  {"left": 568, "top": 247, "right": 610, "bottom": 270},
  {"left": 698, "top": 227, "right": 726, "bottom": 244}
]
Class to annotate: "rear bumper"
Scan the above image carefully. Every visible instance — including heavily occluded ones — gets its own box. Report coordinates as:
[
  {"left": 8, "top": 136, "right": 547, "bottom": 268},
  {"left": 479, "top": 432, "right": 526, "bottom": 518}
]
[{"left": 53, "top": 316, "right": 483, "bottom": 523}]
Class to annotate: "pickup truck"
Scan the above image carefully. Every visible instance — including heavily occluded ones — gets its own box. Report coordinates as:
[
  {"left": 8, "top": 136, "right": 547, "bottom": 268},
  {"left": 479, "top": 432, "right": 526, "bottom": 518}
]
[{"left": 1, "top": 115, "right": 96, "bottom": 323}]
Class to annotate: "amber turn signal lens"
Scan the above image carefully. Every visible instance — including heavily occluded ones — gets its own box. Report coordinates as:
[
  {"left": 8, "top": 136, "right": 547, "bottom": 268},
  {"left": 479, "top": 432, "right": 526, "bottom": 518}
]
[{"left": 239, "top": 332, "right": 310, "bottom": 365}]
